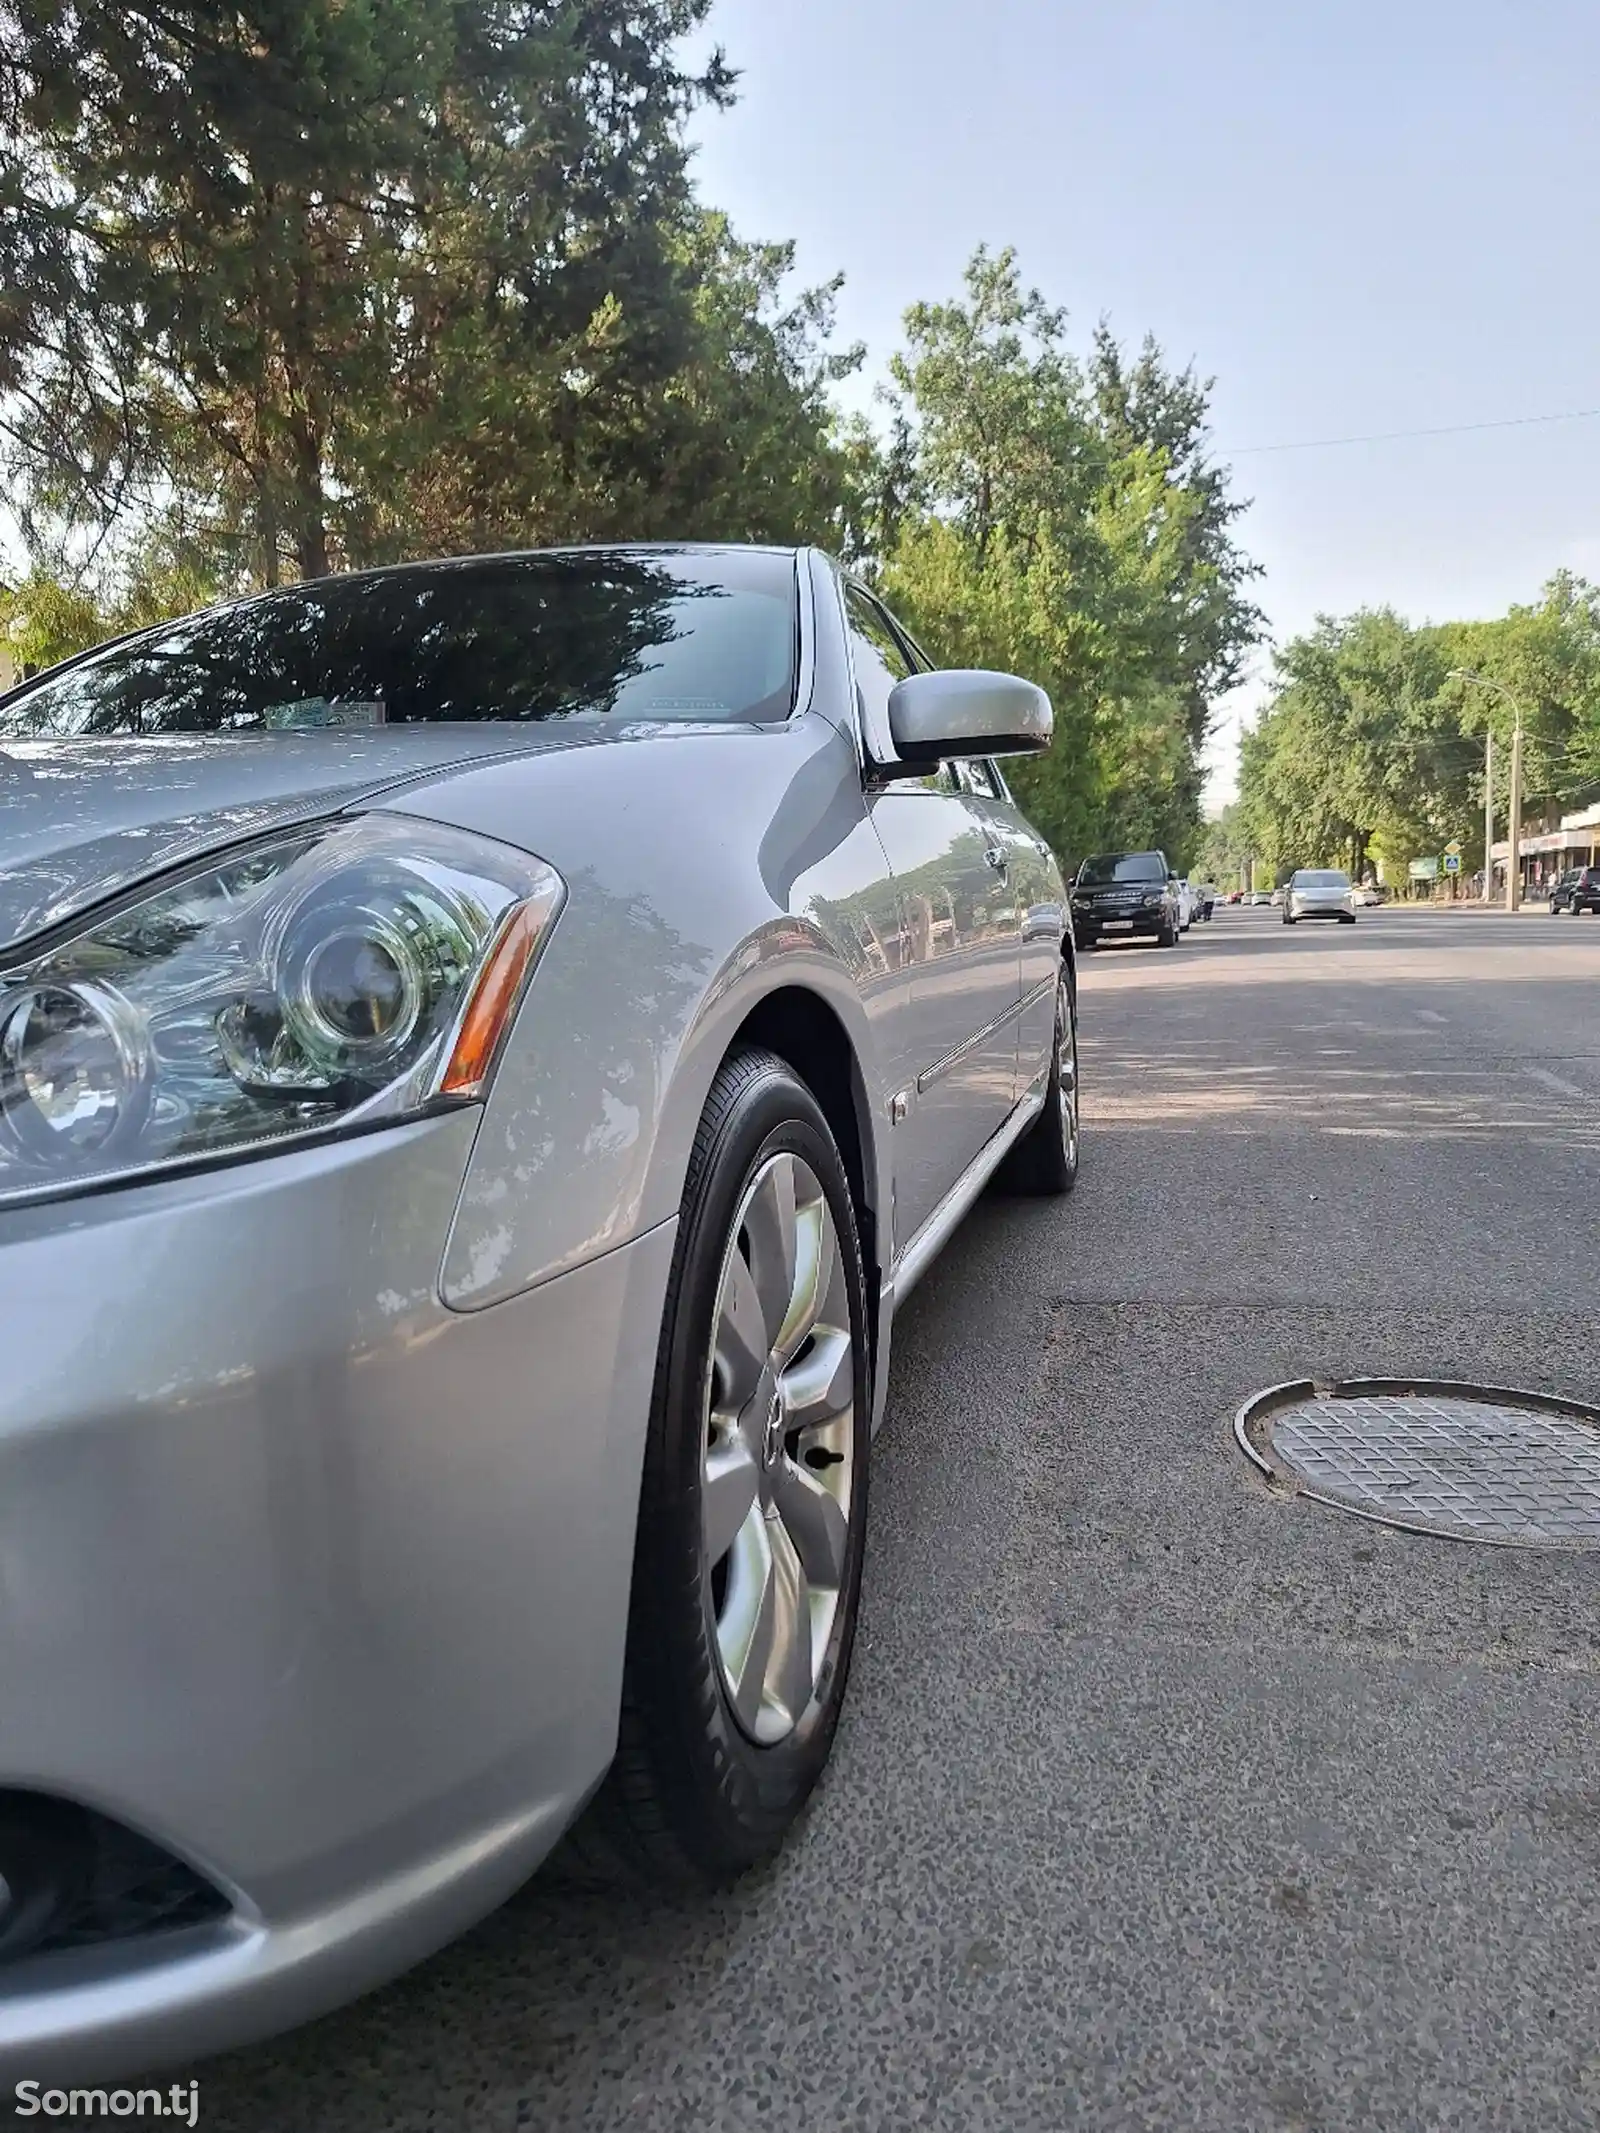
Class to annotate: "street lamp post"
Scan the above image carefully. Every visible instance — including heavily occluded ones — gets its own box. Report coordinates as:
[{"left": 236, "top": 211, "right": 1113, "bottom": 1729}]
[
  {"left": 1482, "top": 731, "right": 1494, "bottom": 904},
  {"left": 1449, "top": 670, "right": 1526, "bottom": 913}
]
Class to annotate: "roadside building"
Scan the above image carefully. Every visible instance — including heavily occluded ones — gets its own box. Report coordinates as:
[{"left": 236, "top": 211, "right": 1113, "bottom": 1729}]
[{"left": 1491, "top": 801, "right": 1600, "bottom": 899}]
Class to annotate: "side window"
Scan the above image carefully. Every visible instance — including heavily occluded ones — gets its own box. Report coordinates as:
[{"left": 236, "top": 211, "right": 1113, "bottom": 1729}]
[
  {"left": 844, "top": 582, "right": 914, "bottom": 725},
  {"left": 844, "top": 581, "right": 953, "bottom": 793},
  {"left": 955, "top": 759, "right": 1004, "bottom": 802}
]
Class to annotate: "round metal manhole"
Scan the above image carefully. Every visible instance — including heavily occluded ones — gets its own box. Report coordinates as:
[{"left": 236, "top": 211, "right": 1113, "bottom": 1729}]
[{"left": 1236, "top": 1378, "right": 1600, "bottom": 1548}]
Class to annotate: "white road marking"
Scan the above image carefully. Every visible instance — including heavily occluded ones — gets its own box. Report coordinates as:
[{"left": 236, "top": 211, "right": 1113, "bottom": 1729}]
[
  {"left": 1524, "top": 1064, "right": 1586, "bottom": 1098},
  {"left": 1415, "top": 1007, "right": 1448, "bottom": 1025}
]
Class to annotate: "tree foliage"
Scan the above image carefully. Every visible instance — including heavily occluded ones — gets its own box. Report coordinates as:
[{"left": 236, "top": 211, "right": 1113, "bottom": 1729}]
[
  {"left": 1191, "top": 802, "right": 1253, "bottom": 890},
  {"left": 865, "top": 249, "right": 1261, "bottom": 866},
  {"left": 1, "top": 24, "right": 1262, "bottom": 872},
  {"left": 1238, "top": 578, "right": 1600, "bottom": 880},
  {"left": 0, "top": 2, "right": 859, "bottom": 583}
]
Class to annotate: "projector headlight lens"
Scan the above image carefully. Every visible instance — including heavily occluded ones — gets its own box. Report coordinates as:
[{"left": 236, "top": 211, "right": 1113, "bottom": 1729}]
[{"left": 0, "top": 815, "right": 564, "bottom": 1207}]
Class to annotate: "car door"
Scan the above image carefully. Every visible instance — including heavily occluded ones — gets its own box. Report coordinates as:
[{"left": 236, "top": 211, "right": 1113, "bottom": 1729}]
[
  {"left": 956, "top": 757, "right": 1063, "bottom": 1094},
  {"left": 841, "top": 582, "right": 1023, "bottom": 1248}
]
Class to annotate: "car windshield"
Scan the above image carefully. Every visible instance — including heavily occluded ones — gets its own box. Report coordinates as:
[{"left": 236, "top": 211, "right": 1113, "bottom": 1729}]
[
  {"left": 1078, "top": 852, "right": 1166, "bottom": 885},
  {"left": 1295, "top": 870, "right": 1350, "bottom": 889},
  {"left": 0, "top": 550, "right": 799, "bottom": 737}
]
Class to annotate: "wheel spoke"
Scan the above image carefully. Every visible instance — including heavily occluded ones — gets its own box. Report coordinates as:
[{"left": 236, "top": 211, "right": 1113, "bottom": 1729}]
[
  {"left": 772, "top": 1455, "right": 850, "bottom": 1590},
  {"left": 721, "top": 1516, "right": 777, "bottom": 1734},
  {"left": 703, "top": 1432, "right": 761, "bottom": 1566},
  {"left": 760, "top": 1516, "right": 816, "bottom": 1732},
  {"left": 775, "top": 1193, "right": 837, "bottom": 1365},
  {"left": 715, "top": 1247, "right": 768, "bottom": 1411},
  {"left": 742, "top": 1153, "right": 799, "bottom": 1350},
  {"left": 780, "top": 1325, "right": 853, "bottom": 1432},
  {"left": 704, "top": 1149, "right": 857, "bottom": 1748}
]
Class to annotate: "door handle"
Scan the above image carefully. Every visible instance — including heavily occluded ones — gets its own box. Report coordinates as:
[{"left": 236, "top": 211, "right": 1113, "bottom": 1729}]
[{"left": 984, "top": 845, "right": 1009, "bottom": 876}]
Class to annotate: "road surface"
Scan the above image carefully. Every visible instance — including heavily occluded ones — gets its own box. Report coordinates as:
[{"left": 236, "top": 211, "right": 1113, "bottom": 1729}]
[{"left": 202, "top": 904, "right": 1600, "bottom": 2131}]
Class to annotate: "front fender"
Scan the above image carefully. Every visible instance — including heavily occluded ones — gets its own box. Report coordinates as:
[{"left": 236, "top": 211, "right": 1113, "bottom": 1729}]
[{"left": 378, "top": 718, "right": 896, "bottom": 1313}]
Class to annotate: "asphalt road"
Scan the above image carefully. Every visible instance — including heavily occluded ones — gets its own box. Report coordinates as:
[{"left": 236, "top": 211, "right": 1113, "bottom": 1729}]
[{"left": 202, "top": 903, "right": 1600, "bottom": 2132}]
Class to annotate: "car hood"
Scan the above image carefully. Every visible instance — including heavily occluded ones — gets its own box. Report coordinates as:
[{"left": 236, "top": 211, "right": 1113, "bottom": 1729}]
[{"left": 0, "top": 722, "right": 663, "bottom": 953}]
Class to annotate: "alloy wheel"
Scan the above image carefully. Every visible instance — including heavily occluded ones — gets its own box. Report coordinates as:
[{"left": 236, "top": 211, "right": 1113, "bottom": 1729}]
[{"left": 703, "top": 1152, "right": 856, "bottom": 1746}]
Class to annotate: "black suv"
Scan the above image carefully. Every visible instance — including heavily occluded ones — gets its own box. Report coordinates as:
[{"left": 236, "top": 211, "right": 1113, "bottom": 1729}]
[
  {"left": 1072, "top": 850, "right": 1180, "bottom": 949},
  {"left": 1553, "top": 865, "right": 1600, "bottom": 915}
]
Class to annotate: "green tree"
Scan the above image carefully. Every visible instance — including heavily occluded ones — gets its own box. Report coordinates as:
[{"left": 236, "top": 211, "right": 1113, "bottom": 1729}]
[
  {"left": 1239, "top": 580, "right": 1600, "bottom": 883},
  {"left": 1, "top": 3, "right": 854, "bottom": 585},
  {"left": 867, "top": 248, "right": 1260, "bottom": 868},
  {"left": 1192, "top": 802, "right": 1253, "bottom": 888},
  {"left": 0, "top": 572, "right": 105, "bottom": 675}
]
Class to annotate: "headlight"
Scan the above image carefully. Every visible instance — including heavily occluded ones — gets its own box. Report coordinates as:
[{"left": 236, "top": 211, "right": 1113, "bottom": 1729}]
[
  {"left": 1142, "top": 891, "right": 1164, "bottom": 907},
  {"left": 0, "top": 815, "right": 564, "bottom": 1208}
]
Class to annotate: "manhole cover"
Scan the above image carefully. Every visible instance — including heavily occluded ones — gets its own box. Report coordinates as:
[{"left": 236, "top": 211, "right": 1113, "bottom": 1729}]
[{"left": 1236, "top": 1378, "right": 1600, "bottom": 1548}]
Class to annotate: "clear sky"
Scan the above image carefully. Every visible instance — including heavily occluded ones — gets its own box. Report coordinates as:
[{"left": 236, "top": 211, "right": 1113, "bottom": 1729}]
[{"left": 685, "top": 0, "right": 1600, "bottom": 805}]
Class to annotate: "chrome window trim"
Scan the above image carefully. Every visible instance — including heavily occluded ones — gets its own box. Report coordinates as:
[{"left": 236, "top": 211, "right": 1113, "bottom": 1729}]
[
  {"left": 790, "top": 549, "right": 817, "bottom": 722},
  {"left": 837, "top": 573, "right": 914, "bottom": 770}
]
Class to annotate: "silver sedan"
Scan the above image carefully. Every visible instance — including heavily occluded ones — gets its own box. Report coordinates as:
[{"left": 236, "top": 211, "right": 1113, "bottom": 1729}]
[
  {"left": 0, "top": 545, "right": 1080, "bottom": 2078},
  {"left": 1283, "top": 867, "right": 1357, "bottom": 924}
]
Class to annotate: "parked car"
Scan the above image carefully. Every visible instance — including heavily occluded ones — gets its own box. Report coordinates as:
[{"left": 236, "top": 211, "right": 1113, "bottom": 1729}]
[
  {"left": 1547, "top": 869, "right": 1580, "bottom": 911},
  {"left": 1351, "top": 882, "right": 1385, "bottom": 907},
  {"left": 1269, "top": 888, "right": 1286, "bottom": 907},
  {"left": 1172, "top": 874, "right": 1198, "bottom": 931},
  {"left": 1550, "top": 867, "right": 1600, "bottom": 914},
  {"left": 1249, "top": 891, "right": 1272, "bottom": 906},
  {"left": 0, "top": 544, "right": 1082, "bottom": 2079},
  {"left": 1071, "top": 850, "right": 1181, "bottom": 948},
  {"left": 1284, "top": 867, "right": 1357, "bottom": 924}
]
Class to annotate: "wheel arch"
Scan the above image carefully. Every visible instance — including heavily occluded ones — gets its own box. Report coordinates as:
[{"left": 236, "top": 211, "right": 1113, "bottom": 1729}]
[{"left": 723, "top": 985, "right": 885, "bottom": 1390}]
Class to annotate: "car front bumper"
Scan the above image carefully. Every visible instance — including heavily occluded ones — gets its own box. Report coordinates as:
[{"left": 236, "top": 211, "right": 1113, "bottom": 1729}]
[
  {"left": 0, "top": 1117, "right": 675, "bottom": 2081},
  {"left": 1074, "top": 905, "right": 1167, "bottom": 938},
  {"left": 1287, "top": 899, "right": 1354, "bottom": 919}
]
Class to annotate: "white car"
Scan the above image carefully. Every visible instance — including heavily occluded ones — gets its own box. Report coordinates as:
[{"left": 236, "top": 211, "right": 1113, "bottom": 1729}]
[
  {"left": 1173, "top": 877, "right": 1199, "bottom": 930},
  {"left": 1284, "top": 867, "right": 1357, "bottom": 924}
]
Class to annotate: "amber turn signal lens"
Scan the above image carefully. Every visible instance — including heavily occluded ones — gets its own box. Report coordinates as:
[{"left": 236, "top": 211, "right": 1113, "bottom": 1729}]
[{"left": 441, "top": 896, "right": 554, "bottom": 1098}]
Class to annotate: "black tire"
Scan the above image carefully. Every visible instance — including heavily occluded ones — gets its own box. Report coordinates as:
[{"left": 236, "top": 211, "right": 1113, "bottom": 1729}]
[
  {"left": 578, "top": 1048, "right": 871, "bottom": 1888},
  {"left": 1158, "top": 918, "right": 1177, "bottom": 948},
  {"left": 1339, "top": 914, "right": 1356, "bottom": 925},
  {"left": 998, "top": 967, "right": 1080, "bottom": 1196}
]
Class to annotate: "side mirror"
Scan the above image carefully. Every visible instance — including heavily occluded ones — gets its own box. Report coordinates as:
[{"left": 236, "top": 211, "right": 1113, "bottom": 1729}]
[{"left": 886, "top": 669, "right": 1052, "bottom": 765}]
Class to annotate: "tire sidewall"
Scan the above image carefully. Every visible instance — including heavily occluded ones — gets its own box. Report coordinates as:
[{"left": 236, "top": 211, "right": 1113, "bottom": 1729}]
[
  {"left": 635, "top": 1058, "right": 872, "bottom": 1869},
  {"left": 1058, "top": 975, "right": 1081, "bottom": 1183}
]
